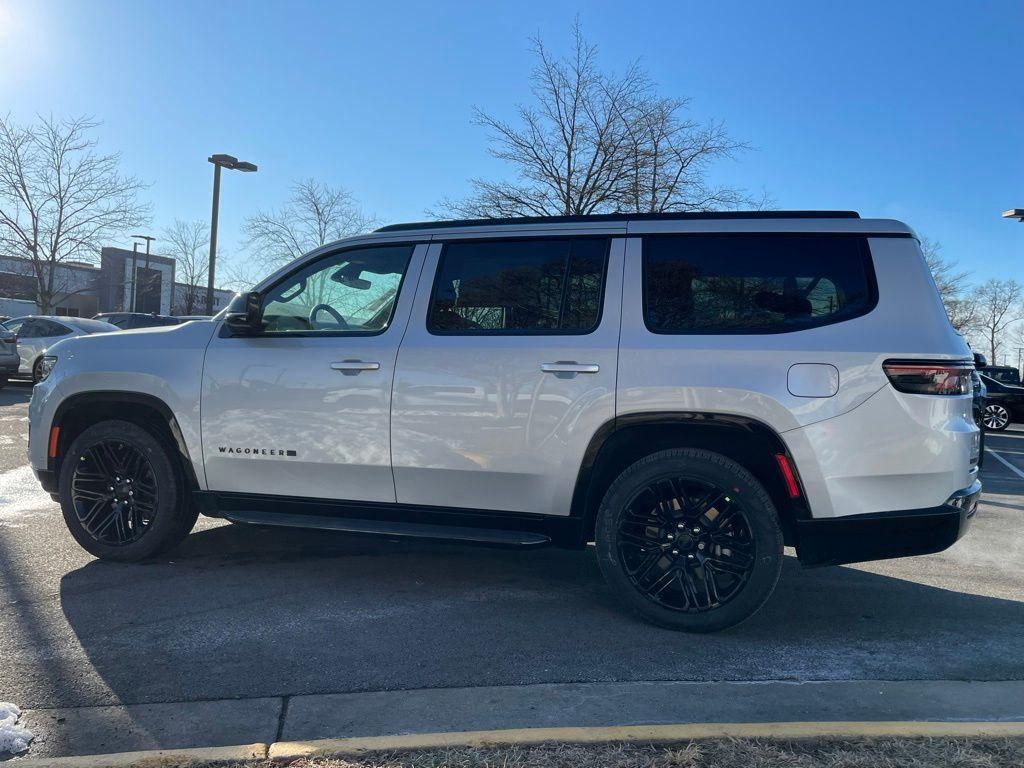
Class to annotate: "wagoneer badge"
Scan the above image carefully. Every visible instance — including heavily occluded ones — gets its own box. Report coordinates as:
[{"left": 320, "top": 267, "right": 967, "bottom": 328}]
[{"left": 218, "top": 447, "right": 297, "bottom": 457}]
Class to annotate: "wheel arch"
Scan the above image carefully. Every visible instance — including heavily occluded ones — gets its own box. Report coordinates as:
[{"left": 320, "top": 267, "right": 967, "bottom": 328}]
[
  {"left": 50, "top": 391, "right": 200, "bottom": 493},
  {"left": 570, "top": 412, "right": 811, "bottom": 547}
]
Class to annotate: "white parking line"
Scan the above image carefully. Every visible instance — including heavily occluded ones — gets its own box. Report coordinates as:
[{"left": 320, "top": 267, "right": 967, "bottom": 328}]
[{"left": 985, "top": 448, "right": 1024, "bottom": 480}]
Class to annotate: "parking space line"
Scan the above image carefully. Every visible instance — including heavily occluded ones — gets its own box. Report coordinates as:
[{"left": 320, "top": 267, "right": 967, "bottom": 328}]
[{"left": 985, "top": 448, "right": 1024, "bottom": 481}]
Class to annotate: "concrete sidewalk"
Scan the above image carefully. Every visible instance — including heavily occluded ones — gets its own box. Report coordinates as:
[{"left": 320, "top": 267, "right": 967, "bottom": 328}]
[{"left": 18, "top": 679, "right": 1024, "bottom": 759}]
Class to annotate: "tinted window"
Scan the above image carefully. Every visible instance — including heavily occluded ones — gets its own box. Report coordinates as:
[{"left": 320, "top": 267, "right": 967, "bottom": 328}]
[
  {"left": 261, "top": 245, "right": 413, "bottom": 335},
  {"left": 37, "top": 320, "right": 72, "bottom": 337},
  {"left": 428, "top": 238, "right": 607, "bottom": 334},
  {"left": 643, "top": 235, "right": 875, "bottom": 334},
  {"left": 69, "top": 318, "right": 117, "bottom": 334}
]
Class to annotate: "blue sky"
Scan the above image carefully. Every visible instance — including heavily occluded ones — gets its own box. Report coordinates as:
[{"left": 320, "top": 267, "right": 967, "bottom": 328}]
[{"left": 0, "top": 0, "right": 1021, "bottom": 284}]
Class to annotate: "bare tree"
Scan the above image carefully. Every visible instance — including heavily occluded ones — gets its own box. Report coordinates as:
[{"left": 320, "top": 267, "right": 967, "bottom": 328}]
[
  {"left": 920, "top": 237, "right": 976, "bottom": 333},
  {"left": 244, "top": 178, "right": 376, "bottom": 269},
  {"left": 0, "top": 115, "right": 149, "bottom": 312},
  {"left": 972, "top": 278, "right": 1023, "bottom": 364},
  {"left": 163, "top": 219, "right": 209, "bottom": 314},
  {"left": 434, "top": 22, "right": 756, "bottom": 218}
]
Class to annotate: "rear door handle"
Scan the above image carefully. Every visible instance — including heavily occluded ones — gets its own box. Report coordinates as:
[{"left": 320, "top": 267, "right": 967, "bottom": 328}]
[
  {"left": 540, "top": 362, "right": 600, "bottom": 374},
  {"left": 330, "top": 360, "right": 381, "bottom": 375}
]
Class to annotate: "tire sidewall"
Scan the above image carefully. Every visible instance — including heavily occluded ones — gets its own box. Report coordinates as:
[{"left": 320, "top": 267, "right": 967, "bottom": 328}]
[
  {"left": 59, "top": 420, "right": 182, "bottom": 561},
  {"left": 595, "top": 449, "right": 783, "bottom": 633}
]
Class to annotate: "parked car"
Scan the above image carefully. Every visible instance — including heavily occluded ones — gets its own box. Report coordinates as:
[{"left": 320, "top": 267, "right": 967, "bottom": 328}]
[
  {"left": 0, "top": 327, "right": 18, "bottom": 388},
  {"left": 978, "top": 373, "right": 1024, "bottom": 431},
  {"left": 972, "top": 370, "right": 987, "bottom": 466},
  {"left": 93, "top": 312, "right": 182, "bottom": 330},
  {"left": 27, "top": 211, "right": 981, "bottom": 632},
  {"left": 977, "top": 365, "right": 1021, "bottom": 386},
  {"left": 2, "top": 316, "right": 119, "bottom": 382}
]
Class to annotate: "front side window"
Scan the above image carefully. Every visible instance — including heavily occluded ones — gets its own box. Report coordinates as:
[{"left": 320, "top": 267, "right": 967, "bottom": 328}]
[
  {"left": 643, "top": 235, "right": 876, "bottom": 334},
  {"left": 427, "top": 238, "right": 608, "bottom": 334},
  {"left": 260, "top": 245, "right": 414, "bottom": 335}
]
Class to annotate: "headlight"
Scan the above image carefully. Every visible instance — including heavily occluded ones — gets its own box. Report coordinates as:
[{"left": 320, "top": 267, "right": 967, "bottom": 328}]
[{"left": 38, "top": 355, "right": 58, "bottom": 382}]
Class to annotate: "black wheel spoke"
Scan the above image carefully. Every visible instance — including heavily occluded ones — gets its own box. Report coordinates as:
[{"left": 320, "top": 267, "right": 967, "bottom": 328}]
[
  {"left": 618, "top": 473, "right": 756, "bottom": 613},
  {"left": 72, "top": 438, "right": 158, "bottom": 546}
]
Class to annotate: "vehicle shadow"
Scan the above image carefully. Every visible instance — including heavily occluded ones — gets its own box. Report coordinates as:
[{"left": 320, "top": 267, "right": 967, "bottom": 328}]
[{"left": 53, "top": 519, "right": 1024, "bottom": 716}]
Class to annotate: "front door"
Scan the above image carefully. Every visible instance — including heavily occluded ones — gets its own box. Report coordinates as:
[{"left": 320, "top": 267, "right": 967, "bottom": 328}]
[
  {"left": 202, "top": 242, "right": 425, "bottom": 502},
  {"left": 391, "top": 236, "right": 624, "bottom": 517}
]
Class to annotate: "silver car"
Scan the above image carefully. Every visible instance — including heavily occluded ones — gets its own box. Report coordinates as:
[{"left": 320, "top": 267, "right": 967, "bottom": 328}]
[{"left": 1, "top": 316, "right": 119, "bottom": 382}]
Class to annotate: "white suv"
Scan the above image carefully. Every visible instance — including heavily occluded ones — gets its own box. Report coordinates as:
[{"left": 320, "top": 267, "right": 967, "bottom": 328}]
[{"left": 28, "top": 212, "right": 981, "bottom": 632}]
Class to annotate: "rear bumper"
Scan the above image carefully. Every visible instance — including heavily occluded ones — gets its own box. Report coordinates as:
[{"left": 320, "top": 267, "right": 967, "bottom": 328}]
[
  {"left": 796, "top": 480, "right": 980, "bottom": 567},
  {"left": 0, "top": 360, "right": 19, "bottom": 375}
]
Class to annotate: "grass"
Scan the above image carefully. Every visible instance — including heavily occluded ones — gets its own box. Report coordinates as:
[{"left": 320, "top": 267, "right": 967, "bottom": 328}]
[{"left": 226, "top": 737, "right": 1024, "bottom": 768}]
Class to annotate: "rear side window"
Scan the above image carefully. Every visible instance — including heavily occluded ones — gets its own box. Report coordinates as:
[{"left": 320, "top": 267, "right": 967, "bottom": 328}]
[
  {"left": 642, "top": 235, "right": 876, "bottom": 334},
  {"left": 428, "top": 238, "right": 608, "bottom": 334}
]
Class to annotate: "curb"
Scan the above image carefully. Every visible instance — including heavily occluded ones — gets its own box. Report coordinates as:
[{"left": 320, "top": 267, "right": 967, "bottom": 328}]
[
  {"left": 11, "top": 742, "right": 266, "bottom": 767},
  {"left": 269, "top": 721, "right": 1024, "bottom": 760},
  {"left": 14, "top": 721, "right": 1024, "bottom": 767}
]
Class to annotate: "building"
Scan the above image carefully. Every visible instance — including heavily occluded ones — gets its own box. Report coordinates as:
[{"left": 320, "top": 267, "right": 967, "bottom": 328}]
[{"left": 0, "top": 247, "right": 235, "bottom": 318}]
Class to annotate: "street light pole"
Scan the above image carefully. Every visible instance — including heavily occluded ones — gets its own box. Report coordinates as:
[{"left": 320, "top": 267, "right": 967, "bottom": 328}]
[
  {"left": 206, "top": 163, "right": 222, "bottom": 315},
  {"left": 205, "top": 154, "right": 257, "bottom": 314}
]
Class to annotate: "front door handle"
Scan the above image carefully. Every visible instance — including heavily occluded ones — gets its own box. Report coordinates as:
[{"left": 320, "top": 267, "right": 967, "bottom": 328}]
[
  {"left": 540, "top": 362, "right": 600, "bottom": 375},
  {"left": 330, "top": 360, "right": 381, "bottom": 375}
]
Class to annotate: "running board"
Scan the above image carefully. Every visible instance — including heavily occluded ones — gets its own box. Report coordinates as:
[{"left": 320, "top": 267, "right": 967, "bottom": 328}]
[{"left": 221, "top": 509, "right": 552, "bottom": 548}]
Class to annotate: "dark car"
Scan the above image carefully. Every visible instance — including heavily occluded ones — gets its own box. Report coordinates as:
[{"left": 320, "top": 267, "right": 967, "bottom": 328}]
[
  {"left": 93, "top": 312, "right": 182, "bottom": 330},
  {"left": 978, "top": 365, "right": 1021, "bottom": 386},
  {"left": 979, "top": 373, "right": 1024, "bottom": 431}
]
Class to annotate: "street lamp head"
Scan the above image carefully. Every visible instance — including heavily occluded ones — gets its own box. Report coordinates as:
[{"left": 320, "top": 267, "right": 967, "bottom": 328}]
[
  {"left": 209, "top": 154, "right": 239, "bottom": 168},
  {"left": 1003, "top": 209, "right": 1024, "bottom": 222},
  {"left": 209, "top": 154, "right": 257, "bottom": 172}
]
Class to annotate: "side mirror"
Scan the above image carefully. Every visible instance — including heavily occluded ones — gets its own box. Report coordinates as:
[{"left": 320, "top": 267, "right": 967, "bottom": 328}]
[{"left": 224, "top": 292, "right": 263, "bottom": 335}]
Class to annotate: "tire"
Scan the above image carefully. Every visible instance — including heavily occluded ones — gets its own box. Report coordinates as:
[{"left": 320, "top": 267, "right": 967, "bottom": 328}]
[
  {"left": 31, "top": 357, "right": 44, "bottom": 384},
  {"left": 595, "top": 448, "right": 783, "bottom": 633},
  {"left": 58, "top": 419, "right": 198, "bottom": 561},
  {"left": 984, "top": 403, "right": 1011, "bottom": 431}
]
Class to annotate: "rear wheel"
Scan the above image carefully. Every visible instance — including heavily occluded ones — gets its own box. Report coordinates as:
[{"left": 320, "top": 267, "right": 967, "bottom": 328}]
[
  {"left": 595, "top": 448, "right": 783, "bottom": 633},
  {"left": 984, "top": 403, "right": 1011, "bottom": 431},
  {"left": 58, "top": 420, "right": 198, "bottom": 561}
]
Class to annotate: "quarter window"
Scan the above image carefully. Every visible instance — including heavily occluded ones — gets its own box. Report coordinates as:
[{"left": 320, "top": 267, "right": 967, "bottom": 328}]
[
  {"left": 643, "top": 235, "right": 875, "bottom": 334},
  {"left": 427, "top": 238, "right": 608, "bottom": 334},
  {"left": 260, "top": 245, "right": 414, "bottom": 335}
]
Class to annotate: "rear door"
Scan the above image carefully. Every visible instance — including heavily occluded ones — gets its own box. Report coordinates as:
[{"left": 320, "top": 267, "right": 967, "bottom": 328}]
[{"left": 391, "top": 235, "right": 624, "bottom": 516}]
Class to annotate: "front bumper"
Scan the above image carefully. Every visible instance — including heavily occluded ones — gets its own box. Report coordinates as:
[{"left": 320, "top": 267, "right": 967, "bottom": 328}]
[
  {"left": 33, "top": 467, "right": 58, "bottom": 494},
  {"left": 796, "top": 479, "right": 981, "bottom": 567}
]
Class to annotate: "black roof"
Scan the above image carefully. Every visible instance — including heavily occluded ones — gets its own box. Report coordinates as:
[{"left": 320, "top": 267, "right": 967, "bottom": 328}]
[{"left": 375, "top": 210, "right": 860, "bottom": 233}]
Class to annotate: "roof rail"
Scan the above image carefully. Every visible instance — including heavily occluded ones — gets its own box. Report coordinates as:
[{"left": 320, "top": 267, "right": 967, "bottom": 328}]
[{"left": 375, "top": 210, "right": 861, "bottom": 233}]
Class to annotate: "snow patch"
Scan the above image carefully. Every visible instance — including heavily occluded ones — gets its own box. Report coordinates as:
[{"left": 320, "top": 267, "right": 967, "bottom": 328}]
[
  {"left": 0, "top": 702, "right": 33, "bottom": 754},
  {"left": 0, "top": 465, "right": 54, "bottom": 526}
]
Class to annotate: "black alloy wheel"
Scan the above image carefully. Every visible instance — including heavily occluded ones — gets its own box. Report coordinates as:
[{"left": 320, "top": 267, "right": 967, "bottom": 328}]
[
  {"left": 59, "top": 419, "right": 197, "bottom": 561},
  {"left": 616, "top": 476, "right": 756, "bottom": 612},
  {"left": 595, "top": 448, "right": 783, "bottom": 632},
  {"left": 70, "top": 439, "right": 159, "bottom": 546}
]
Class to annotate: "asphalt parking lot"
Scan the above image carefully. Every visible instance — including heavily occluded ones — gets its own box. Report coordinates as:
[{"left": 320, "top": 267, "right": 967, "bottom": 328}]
[{"left": 1, "top": 381, "right": 1023, "bottom": 759}]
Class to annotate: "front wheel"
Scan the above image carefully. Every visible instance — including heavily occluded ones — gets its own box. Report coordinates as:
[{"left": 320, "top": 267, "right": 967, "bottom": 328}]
[
  {"left": 595, "top": 448, "right": 783, "bottom": 633},
  {"left": 984, "top": 404, "right": 1011, "bottom": 431},
  {"left": 58, "top": 420, "right": 198, "bottom": 561},
  {"left": 31, "top": 357, "right": 44, "bottom": 384}
]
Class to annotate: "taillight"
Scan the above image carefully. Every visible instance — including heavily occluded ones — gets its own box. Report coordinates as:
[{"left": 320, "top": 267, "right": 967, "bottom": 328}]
[{"left": 883, "top": 361, "right": 973, "bottom": 396}]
